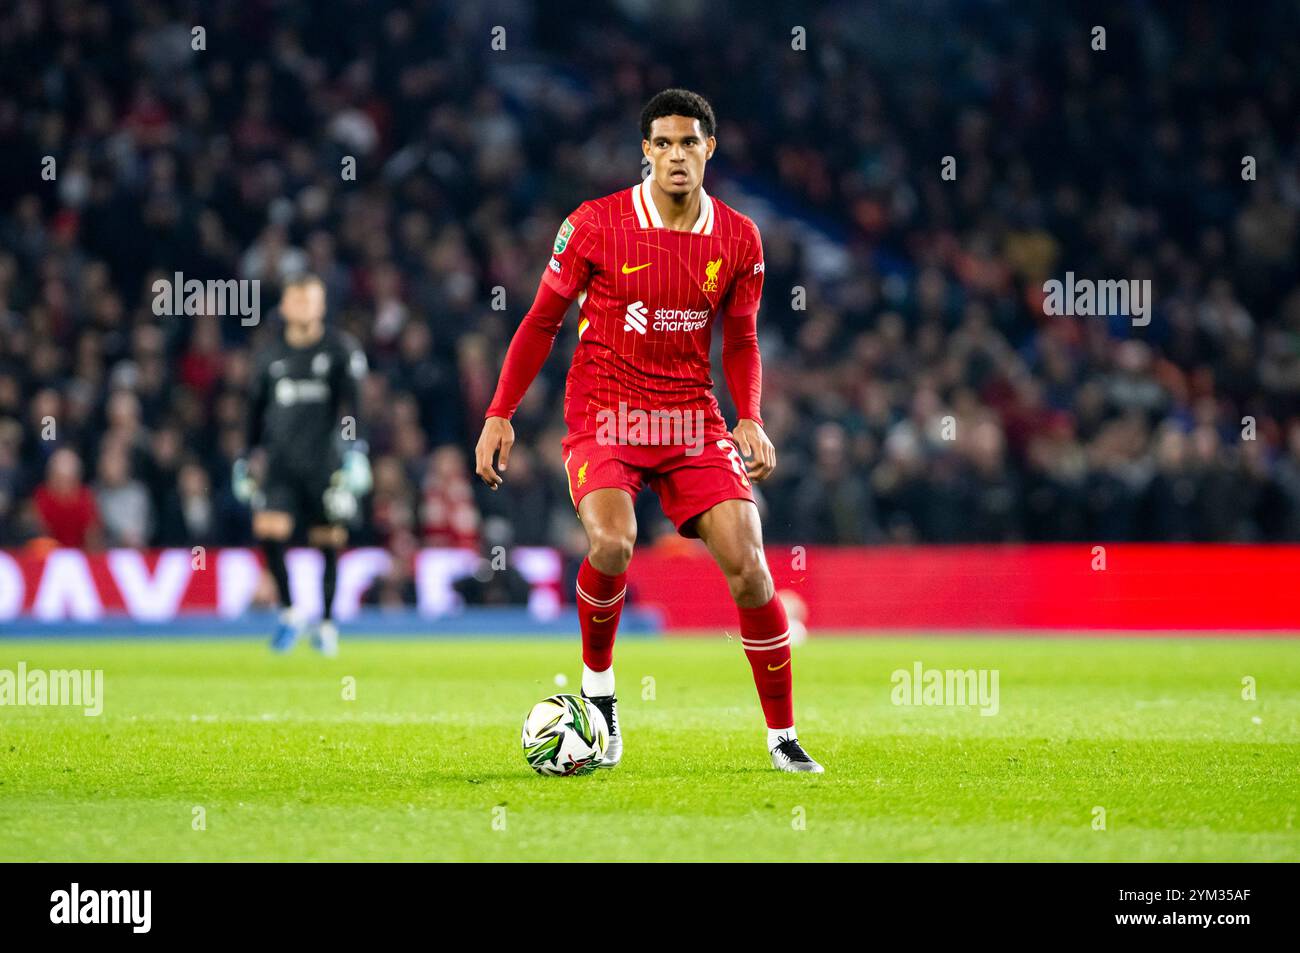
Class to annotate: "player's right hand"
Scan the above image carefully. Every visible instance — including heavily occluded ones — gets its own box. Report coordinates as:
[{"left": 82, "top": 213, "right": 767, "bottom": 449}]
[
  {"left": 475, "top": 416, "right": 514, "bottom": 490},
  {"left": 231, "top": 457, "right": 257, "bottom": 503}
]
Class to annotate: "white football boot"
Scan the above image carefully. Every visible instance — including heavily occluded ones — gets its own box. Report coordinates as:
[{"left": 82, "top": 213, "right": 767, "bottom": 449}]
[
  {"left": 582, "top": 691, "right": 622, "bottom": 768},
  {"left": 770, "top": 731, "right": 824, "bottom": 773},
  {"left": 311, "top": 620, "right": 339, "bottom": 657}
]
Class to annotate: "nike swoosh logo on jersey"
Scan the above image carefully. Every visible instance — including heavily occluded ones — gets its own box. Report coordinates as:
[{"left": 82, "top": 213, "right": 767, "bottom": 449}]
[
  {"left": 767, "top": 658, "right": 791, "bottom": 672},
  {"left": 592, "top": 613, "right": 617, "bottom": 624},
  {"left": 621, "top": 262, "right": 653, "bottom": 274}
]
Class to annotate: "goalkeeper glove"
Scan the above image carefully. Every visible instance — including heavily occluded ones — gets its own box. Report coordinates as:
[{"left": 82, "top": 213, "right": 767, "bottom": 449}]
[
  {"left": 338, "top": 448, "right": 372, "bottom": 496},
  {"left": 322, "top": 449, "right": 370, "bottom": 524},
  {"left": 232, "top": 457, "right": 259, "bottom": 505},
  {"left": 322, "top": 476, "right": 359, "bottom": 524}
]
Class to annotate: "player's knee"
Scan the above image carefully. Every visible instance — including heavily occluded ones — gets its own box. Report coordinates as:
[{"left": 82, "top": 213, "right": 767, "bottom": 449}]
[
  {"left": 587, "top": 525, "right": 635, "bottom": 574},
  {"left": 254, "top": 513, "right": 292, "bottom": 541},
  {"left": 309, "top": 526, "right": 346, "bottom": 548},
  {"left": 726, "top": 551, "right": 773, "bottom": 607}
]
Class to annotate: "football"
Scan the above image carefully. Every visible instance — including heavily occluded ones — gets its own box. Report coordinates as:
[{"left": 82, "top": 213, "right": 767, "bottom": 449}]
[{"left": 521, "top": 694, "right": 610, "bottom": 776}]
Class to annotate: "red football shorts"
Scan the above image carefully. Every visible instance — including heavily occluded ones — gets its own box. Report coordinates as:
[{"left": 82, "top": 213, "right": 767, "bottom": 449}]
[{"left": 561, "top": 428, "right": 756, "bottom": 538}]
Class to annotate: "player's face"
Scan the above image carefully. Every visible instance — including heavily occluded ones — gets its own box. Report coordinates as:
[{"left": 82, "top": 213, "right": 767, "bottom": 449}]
[
  {"left": 643, "top": 116, "right": 715, "bottom": 195},
  {"left": 280, "top": 282, "right": 325, "bottom": 332}
]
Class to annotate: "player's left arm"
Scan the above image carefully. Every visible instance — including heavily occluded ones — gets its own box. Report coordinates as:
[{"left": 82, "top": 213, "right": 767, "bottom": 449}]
[
  {"left": 333, "top": 334, "right": 372, "bottom": 496},
  {"left": 721, "top": 221, "right": 775, "bottom": 482}
]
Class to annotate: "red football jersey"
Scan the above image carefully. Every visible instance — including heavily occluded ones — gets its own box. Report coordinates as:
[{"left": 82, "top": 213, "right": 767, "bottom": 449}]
[{"left": 542, "top": 178, "right": 765, "bottom": 435}]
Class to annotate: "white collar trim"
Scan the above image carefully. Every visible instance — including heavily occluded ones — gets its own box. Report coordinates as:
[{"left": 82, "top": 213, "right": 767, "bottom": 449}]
[{"left": 633, "top": 177, "right": 714, "bottom": 234}]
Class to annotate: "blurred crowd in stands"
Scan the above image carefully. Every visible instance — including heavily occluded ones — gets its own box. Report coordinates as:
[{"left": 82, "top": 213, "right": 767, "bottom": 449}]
[{"left": 3, "top": 0, "right": 1300, "bottom": 561}]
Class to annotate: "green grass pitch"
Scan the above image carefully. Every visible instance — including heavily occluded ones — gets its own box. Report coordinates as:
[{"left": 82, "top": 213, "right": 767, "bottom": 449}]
[{"left": 1, "top": 636, "right": 1297, "bottom": 861}]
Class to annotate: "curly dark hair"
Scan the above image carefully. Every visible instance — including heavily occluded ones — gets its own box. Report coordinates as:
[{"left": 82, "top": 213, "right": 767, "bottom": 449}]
[{"left": 640, "top": 88, "right": 716, "bottom": 140}]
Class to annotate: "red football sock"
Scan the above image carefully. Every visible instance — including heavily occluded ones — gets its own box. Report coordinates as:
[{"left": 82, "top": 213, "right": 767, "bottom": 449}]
[
  {"left": 739, "top": 594, "right": 794, "bottom": 729},
  {"left": 576, "top": 557, "right": 626, "bottom": 673}
]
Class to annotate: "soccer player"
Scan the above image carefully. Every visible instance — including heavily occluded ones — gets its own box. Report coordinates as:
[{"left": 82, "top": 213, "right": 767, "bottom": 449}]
[
  {"left": 475, "top": 89, "right": 823, "bottom": 773},
  {"left": 233, "top": 273, "right": 371, "bottom": 656}
]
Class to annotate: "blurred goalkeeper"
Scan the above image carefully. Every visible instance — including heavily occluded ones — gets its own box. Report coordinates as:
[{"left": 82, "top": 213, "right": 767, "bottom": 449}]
[{"left": 233, "top": 273, "right": 371, "bottom": 656}]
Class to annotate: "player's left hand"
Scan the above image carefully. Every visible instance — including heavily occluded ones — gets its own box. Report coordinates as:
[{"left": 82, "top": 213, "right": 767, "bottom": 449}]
[
  {"left": 733, "top": 418, "right": 775, "bottom": 482},
  {"left": 323, "top": 476, "right": 359, "bottom": 523},
  {"left": 339, "top": 448, "right": 372, "bottom": 495}
]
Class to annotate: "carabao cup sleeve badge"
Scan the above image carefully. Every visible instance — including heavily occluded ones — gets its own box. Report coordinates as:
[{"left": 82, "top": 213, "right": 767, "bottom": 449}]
[{"left": 554, "top": 217, "right": 574, "bottom": 254}]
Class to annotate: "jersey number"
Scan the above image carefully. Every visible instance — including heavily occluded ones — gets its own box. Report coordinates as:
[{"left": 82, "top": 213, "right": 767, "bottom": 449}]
[{"left": 718, "top": 439, "right": 750, "bottom": 486}]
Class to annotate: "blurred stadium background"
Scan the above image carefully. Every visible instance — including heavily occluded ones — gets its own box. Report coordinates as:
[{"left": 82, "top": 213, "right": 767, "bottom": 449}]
[{"left": 2, "top": 0, "right": 1299, "bottom": 632}]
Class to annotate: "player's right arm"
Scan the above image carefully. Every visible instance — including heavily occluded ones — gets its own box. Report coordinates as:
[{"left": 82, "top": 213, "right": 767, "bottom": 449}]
[
  {"left": 475, "top": 280, "right": 573, "bottom": 488},
  {"left": 475, "top": 209, "right": 593, "bottom": 489}
]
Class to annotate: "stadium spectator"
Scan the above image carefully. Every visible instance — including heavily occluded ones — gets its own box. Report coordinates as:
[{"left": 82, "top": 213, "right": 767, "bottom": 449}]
[
  {"left": 32, "top": 448, "right": 100, "bottom": 548},
  {"left": 155, "top": 460, "right": 217, "bottom": 547},
  {"left": 94, "top": 439, "right": 152, "bottom": 547},
  {"left": 793, "top": 423, "right": 882, "bottom": 544},
  {"left": 421, "top": 446, "right": 480, "bottom": 548}
]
